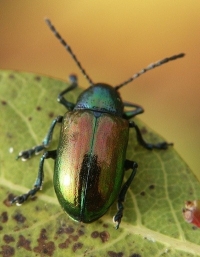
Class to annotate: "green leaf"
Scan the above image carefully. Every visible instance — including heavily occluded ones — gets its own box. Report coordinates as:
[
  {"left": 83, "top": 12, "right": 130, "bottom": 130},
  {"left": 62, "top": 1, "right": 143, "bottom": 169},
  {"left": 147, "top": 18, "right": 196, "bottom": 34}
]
[{"left": 0, "top": 70, "right": 200, "bottom": 257}]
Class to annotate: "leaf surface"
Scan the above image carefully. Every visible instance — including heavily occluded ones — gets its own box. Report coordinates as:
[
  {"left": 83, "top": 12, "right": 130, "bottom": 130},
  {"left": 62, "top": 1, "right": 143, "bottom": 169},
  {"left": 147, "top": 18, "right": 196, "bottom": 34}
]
[{"left": 0, "top": 70, "right": 200, "bottom": 257}]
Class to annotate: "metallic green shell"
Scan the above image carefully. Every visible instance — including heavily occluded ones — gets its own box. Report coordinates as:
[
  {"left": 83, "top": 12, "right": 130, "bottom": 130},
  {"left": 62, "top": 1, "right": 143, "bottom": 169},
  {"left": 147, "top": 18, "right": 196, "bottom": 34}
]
[{"left": 54, "top": 110, "right": 129, "bottom": 223}]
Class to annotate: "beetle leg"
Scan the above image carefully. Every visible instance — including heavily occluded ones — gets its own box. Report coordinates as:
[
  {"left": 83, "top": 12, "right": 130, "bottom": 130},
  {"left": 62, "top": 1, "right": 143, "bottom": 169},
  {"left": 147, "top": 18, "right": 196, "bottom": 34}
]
[
  {"left": 17, "top": 116, "right": 63, "bottom": 161},
  {"left": 123, "top": 101, "right": 144, "bottom": 119},
  {"left": 57, "top": 75, "right": 78, "bottom": 110},
  {"left": 11, "top": 150, "right": 57, "bottom": 205},
  {"left": 129, "top": 121, "right": 173, "bottom": 150},
  {"left": 113, "top": 160, "right": 138, "bottom": 229}
]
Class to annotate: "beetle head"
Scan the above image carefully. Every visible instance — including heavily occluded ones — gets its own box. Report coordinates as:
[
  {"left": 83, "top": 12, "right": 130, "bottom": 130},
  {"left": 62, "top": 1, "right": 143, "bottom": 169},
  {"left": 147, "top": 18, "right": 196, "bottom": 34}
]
[{"left": 74, "top": 83, "right": 124, "bottom": 116}]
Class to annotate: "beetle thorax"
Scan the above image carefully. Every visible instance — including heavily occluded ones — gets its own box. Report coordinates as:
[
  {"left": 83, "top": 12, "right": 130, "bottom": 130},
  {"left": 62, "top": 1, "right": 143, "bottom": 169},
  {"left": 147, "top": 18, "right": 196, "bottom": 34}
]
[{"left": 74, "top": 83, "right": 124, "bottom": 116}]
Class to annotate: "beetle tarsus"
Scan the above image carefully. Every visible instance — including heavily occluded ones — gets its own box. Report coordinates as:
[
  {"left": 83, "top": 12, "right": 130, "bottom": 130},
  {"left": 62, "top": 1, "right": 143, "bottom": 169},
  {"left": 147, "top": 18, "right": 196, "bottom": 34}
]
[
  {"left": 16, "top": 116, "right": 63, "bottom": 161},
  {"left": 17, "top": 145, "right": 45, "bottom": 161},
  {"left": 129, "top": 121, "right": 173, "bottom": 150},
  {"left": 113, "top": 212, "right": 123, "bottom": 230},
  {"left": 11, "top": 186, "right": 40, "bottom": 205}
]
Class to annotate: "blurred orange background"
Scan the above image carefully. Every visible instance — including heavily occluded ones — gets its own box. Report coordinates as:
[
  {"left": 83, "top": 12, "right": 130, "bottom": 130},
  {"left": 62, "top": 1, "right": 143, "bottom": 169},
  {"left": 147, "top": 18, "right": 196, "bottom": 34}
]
[{"left": 0, "top": 1, "right": 199, "bottom": 179}]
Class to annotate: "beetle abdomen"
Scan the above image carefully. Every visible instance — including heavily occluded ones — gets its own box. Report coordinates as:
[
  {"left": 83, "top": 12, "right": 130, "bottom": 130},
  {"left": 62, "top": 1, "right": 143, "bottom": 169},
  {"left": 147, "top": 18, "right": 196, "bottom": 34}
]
[{"left": 54, "top": 110, "right": 129, "bottom": 223}]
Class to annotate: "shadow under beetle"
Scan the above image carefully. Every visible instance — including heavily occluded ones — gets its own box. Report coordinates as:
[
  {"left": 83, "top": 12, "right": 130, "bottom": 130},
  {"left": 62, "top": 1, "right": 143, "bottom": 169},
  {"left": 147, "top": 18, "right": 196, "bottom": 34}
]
[{"left": 11, "top": 19, "right": 185, "bottom": 229}]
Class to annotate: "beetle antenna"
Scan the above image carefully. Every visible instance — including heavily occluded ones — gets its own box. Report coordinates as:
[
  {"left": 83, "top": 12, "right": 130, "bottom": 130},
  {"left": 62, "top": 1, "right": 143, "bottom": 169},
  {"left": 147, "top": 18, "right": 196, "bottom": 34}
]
[
  {"left": 45, "top": 18, "right": 93, "bottom": 85},
  {"left": 115, "top": 53, "right": 185, "bottom": 90}
]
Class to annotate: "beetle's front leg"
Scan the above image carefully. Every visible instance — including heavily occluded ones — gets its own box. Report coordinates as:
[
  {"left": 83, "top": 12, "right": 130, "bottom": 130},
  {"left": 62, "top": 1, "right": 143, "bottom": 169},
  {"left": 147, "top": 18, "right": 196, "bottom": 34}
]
[
  {"left": 113, "top": 160, "right": 138, "bottom": 229},
  {"left": 129, "top": 121, "right": 173, "bottom": 150},
  {"left": 17, "top": 116, "right": 63, "bottom": 161},
  {"left": 11, "top": 150, "right": 57, "bottom": 205},
  {"left": 57, "top": 74, "right": 78, "bottom": 111}
]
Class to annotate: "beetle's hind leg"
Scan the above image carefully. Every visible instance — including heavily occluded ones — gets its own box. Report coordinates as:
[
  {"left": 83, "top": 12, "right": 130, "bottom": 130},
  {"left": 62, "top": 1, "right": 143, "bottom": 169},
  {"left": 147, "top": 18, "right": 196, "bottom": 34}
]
[
  {"left": 57, "top": 74, "right": 78, "bottom": 111},
  {"left": 11, "top": 150, "right": 56, "bottom": 205},
  {"left": 129, "top": 121, "right": 173, "bottom": 150},
  {"left": 17, "top": 116, "right": 63, "bottom": 161},
  {"left": 113, "top": 160, "right": 138, "bottom": 229}
]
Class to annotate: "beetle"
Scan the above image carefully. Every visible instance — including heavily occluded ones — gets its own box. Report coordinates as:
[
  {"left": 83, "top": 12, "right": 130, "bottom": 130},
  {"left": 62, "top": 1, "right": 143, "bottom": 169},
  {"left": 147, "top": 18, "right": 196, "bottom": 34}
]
[{"left": 11, "top": 19, "right": 185, "bottom": 229}]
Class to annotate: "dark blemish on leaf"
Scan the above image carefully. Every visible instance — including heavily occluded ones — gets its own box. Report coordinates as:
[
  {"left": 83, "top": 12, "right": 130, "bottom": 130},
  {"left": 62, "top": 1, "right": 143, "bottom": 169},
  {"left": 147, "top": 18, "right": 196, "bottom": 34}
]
[
  {"left": 1, "top": 100, "right": 7, "bottom": 105},
  {"left": 103, "top": 223, "right": 109, "bottom": 228},
  {"left": 13, "top": 212, "right": 26, "bottom": 224},
  {"left": 48, "top": 112, "right": 54, "bottom": 118},
  {"left": 70, "top": 234, "right": 79, "bottom": 241},
  {"left": 58, "top": 234, "right": 79, "bottom": 249},
  {"left": 91, "top": 231, "right": 99, "bottom": 238},
  {"left": 36, "top": 106, "right": 42, "bottom": 111},
  {"left": 192, "top": 226, "right": 198, "bottom": 230},
  {"left": 58, "top": 238, "right": 70, "bottom": 249},
  {"left": 0, "top": 212, "right": 8, "bottom": 223},
  {"left": 9, "top": 74, "right": 15, "bottom": 80},
  {"left": 28, "top": 117, "right": 32, "bottom": 121},
  {"left": 149, "top": 184, "right": 155, "bottom": 190},
  {"left": 140, "top": 191, "right": 145, "bottom": 196},
  {"left": 34, "top": 76, "right": 41, "bottom": 81},
  {"left": 0, "top": 226, "right": 3, "bottom": 230},
  {"left": 6, "top": 133, "right": 13, "bottom": 139},
  {"left": 140, "top": 127, "right": 147, "bottom": 134},
  {"left": 33, "top": 228, "right": 55, "bottom": 256},
  {"left": 3, "top": 235, "right": 15, "bottom": 244},
  {"left": 17, "top": 235, "right": 31, "bottom": 251},
  {"left": 56, "top": 225, "right": 74, "bottom": 235},
  {"left": 40, "top": 229, "right": 48, "bottom": 240},
  {"left": 130, "top": 254, "right": 142, "bottom": 257},
  {"left": 108, "top": 251, "right": 123, "bottom": 257},
  {"left": 72, "top": 242, "right": 83, "bottom": 252},
  {"left": 100, "top": 231, "right": 110, "bottom": 243},
  {"left": 0, "top": 245, "right": 15, "bottom": 257},
  {"left": 3, "top": 193, "right": 15, "bottom": 207},
  {"left": 77, "top": 229, "right": 84, "bottom": 236}
]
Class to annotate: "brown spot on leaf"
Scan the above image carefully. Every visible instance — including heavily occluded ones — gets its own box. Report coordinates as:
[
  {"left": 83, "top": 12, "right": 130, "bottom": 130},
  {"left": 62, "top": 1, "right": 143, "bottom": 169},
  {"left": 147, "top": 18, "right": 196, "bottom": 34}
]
[
  {"left": 140, "top": 127, "right": 147, "bottom": 134},
  {"left": 28, "top": 116, "right": 32, "bottom": 121},
  {"left": 48, "top": 112, "right": 54, "bottom": 118},
  {"left": 0, "top": 212, "right": 8, "bottom": 223},
  {"left": 130, "top": 254, "right": 142, "bottom": 257},
  {"left": 6, "top": 133, "right": 13, "bottom": 139},
  {"left": 33, "top": 228, "right": 55, "bottom": 256},
  {"left": 0, "top": 245, "right": 15, "bottom": 257},
  {"left": 17, "top": 235, "right": 31, "bottom": 251},
  {"left": 13, "top": 212, "right": 26, "bottom": 224},
  {"left": 3, "top": 235, "right": 15, "bottom": 244},
  {"left": 36, "top": 106, "right": 42, "bottom": 111},
  {"left": 91, "top": 231, "right": 99, "bottom": 238},
  {"left": 0, "top": 226, "right": 3, "bottom": 230},
  {"left": 108, "top": 251, "right": 123, "bottom": 257},
  {"left": 77, "top": 229, "right": 84, "bottom": 236},
  {"left": 100, "top": 231, "right": 110, "bottom": 243},
  {"left": 1, "top": 100, "right": 7, "bottom": 105},
  {"left": 3, "top": 193, "right": 15, "bottom": 207},
  {"left": 35, "top": 76, "right": 41, "bottom": 81},
  {"left": 149, "top": 184, "right": 155, "bottom": 190},
  {"left": 58, "top": 234, "right": 79, "bottom": 249},
  {"left": 9, "top": 74, "right": 15, "bottom": 79},
  {"left": 72, "top": 242, "right": 83, "bottom": 252},
  {"left": 140, "top": 191, "right": 145, "bottom": 196},
  {"left": 56, "top": 225, "right": 74, "bottom": 235},
  {"left": 58, "top": 238, "right": 70, "bottom": 249}
]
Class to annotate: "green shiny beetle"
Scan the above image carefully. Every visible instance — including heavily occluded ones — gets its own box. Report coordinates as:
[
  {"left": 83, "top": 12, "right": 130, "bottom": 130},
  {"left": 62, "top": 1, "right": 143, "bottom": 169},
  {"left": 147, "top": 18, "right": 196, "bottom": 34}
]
[{"left": 11, "top": 19, "right": 185, "bottom": 229}]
